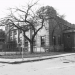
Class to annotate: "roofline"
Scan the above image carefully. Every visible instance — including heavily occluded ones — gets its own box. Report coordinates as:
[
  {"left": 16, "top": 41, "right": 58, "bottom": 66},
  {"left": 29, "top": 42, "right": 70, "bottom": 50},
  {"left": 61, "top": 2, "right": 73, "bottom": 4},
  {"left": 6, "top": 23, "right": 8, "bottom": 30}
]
[{"left": 64, "top": 29, "right": 75, "bottom": 33}]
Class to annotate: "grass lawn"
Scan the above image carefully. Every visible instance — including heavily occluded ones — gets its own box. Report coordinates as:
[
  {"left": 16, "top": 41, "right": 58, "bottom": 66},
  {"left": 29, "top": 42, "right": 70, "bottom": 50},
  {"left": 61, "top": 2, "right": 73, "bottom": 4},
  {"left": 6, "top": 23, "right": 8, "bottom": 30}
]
[{"left": 0, "top": 52, "right": 68, "bottom": 59}]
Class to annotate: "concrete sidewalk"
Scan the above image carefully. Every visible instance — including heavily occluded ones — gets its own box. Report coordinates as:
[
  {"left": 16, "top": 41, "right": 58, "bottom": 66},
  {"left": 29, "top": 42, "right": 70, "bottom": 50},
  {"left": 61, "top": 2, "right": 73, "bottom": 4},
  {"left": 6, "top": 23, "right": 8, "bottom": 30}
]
[{"left": 0, "top": 53, "right": 75, "bottom": 64}]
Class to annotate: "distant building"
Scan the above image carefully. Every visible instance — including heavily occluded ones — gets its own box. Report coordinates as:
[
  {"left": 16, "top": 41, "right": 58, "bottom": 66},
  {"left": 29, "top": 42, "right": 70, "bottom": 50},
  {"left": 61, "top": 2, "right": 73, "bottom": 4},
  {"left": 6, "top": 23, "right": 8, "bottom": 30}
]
[
  {"left": 0, "top": 29, "right": 5, "bottom": 51},
  {"left": 5, "top": 22, "right": 31, "bottom": 52},
  {"left": 63, "top": 29, "right": 75, "bottom": 52}
]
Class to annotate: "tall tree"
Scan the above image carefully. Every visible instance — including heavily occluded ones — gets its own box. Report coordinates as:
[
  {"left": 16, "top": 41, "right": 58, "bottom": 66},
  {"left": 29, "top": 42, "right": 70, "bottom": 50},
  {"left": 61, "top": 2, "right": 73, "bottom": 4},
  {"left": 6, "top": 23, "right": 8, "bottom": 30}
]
[
  {"left": 1, "top": 1, "right": 45, "bottom": 53},
  {"left": 36, "top": 5, "right": 73, "bottom": 51}
]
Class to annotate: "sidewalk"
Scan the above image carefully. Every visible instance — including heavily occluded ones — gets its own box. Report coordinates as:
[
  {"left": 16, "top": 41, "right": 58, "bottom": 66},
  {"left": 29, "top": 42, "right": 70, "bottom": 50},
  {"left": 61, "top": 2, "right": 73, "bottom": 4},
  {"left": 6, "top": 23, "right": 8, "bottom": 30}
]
[{"left": 0, "top": 52, "right": 75, "bottom": 64}]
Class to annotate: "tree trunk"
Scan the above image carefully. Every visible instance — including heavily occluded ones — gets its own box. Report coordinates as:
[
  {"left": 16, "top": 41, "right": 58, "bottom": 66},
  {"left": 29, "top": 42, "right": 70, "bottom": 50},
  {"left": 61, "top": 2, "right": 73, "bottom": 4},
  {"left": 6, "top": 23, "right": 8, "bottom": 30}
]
[{"left": 30, "top": 42, "right": 34, "bottom": 53}]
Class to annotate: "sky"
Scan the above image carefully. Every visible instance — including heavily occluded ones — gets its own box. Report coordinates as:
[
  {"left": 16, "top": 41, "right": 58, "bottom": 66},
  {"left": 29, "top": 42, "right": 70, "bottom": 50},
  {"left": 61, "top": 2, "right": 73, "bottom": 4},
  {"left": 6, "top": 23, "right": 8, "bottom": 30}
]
[{"left": 0, "top": 0, "right": 75, "bottom": 25}]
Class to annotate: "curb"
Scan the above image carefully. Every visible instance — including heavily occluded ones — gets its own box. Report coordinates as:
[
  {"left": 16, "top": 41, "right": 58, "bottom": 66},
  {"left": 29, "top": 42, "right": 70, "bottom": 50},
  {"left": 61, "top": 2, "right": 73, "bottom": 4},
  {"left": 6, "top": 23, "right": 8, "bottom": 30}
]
[{"left": 0, "top": 53, "right": 75, "bottom": 64}]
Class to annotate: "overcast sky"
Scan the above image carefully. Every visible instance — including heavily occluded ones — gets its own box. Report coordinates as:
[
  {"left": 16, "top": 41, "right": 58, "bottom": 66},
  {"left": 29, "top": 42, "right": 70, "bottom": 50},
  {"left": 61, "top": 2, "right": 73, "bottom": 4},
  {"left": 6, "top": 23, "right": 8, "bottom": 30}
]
[{"left": 0, "top": 0, "right": 75, "bottom": 24}]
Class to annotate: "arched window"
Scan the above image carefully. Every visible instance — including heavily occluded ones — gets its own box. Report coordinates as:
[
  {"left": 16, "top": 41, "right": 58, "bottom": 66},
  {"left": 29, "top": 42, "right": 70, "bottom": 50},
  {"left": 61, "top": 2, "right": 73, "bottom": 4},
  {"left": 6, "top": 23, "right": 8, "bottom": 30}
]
[
  {"left": 53, "top": 36, "right": 56, "bottom": 45},
  {"left": 41, "top": 36, "right": 45, "bottom": 47}
]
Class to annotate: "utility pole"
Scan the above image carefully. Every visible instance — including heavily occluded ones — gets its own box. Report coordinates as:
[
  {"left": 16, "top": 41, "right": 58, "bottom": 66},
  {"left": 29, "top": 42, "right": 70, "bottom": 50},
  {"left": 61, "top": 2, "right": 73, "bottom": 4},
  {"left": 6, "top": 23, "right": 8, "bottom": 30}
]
[{"left": 22, "top": 31, "right": 25, "bottom": 61}]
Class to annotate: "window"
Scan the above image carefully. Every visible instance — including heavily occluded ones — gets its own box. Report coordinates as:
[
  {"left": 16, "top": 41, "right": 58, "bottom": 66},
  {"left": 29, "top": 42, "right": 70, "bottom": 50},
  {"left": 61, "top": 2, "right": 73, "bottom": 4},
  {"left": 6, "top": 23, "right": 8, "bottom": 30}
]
[
  {"left": 53, "top": 36, "right": 56, "bottom": 45},
  {"left": 67, "top": 35, "right": 70, "bottom": 38},
  {"left": 41, "top": 36, "right": 45, "bottom": 47},
  {"left": 33, "top": 39, "right": 36, "bottom": 46},
  {"left": 14, "top": 29, "right": 17, "bottom": 35},
  {"left": 25, "top": 38, "right": 28, "bottom": 47},
  {"left": 25, "top": 42, "right": 28, "bottom": 47},
  {"left": 10, "top": 36, "right": 12, "bottom": 41},
  {"left": 0, "top": 39, "right": 4, "bottom": 42},
  {"left": 10, "top": 31, "right": 12, "bottom": 36},
  {"left": 19, "top": 39, "right": 22, "bottom": 46},
  {"left": 13, "top": 38, "right": 17, "bottom": 43},
  {"left": 20, "top": 30, "right": 22, "bottom": 33}
]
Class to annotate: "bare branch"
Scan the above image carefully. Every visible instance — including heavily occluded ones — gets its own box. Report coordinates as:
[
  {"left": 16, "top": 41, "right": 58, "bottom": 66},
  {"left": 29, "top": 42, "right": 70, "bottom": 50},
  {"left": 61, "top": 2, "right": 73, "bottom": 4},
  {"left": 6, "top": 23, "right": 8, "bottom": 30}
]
[
  {"left": 6, "top": 19, "right": 24, "bottom": 30},
  {"left": 17, "top": 13, "right": 25, "bottom": 21},
  {"left": 32, "top": 19, "right": 44, "bottom": 40},
  {"left": 6, "top": 26, "right": 14, "bottom": 34},
  {"left": 25, "top": 0, "right": 38, "bottom": 21},
  {"left": 23, "top": 31, "right": 31, "bottom": 43},
  {"left": 25, "top": 20, "right": 35, "bottom": 33},
  {"left": 15, "top": 8, "right": 27, "bottom": 13},
  {"left": 28, "top": 0, "right": 39, "bottom": 8}
]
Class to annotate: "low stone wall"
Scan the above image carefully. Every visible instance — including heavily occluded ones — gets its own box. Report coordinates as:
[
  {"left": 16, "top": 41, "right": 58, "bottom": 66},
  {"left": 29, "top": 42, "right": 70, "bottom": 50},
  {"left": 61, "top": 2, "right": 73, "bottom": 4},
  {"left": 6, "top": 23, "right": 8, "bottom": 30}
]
[{"left": 49, "top": 45, "right": 64, "bottom": 52}]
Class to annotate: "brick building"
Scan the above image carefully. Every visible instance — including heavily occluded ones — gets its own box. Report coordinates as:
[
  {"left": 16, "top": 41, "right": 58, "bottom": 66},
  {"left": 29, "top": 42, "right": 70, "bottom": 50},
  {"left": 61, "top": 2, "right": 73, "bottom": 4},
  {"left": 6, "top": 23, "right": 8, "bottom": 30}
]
[{"left": 5, "top": 16, "right": 73, "bottom": 52}]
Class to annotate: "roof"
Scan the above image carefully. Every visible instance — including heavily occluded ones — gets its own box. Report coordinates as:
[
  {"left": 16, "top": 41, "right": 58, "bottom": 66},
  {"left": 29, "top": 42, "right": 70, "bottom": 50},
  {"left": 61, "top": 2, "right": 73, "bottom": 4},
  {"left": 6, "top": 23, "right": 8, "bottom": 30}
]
[
  {"left": 56, "top": 16, "right": 75, "bottom": 29},
  {"left": 64, "top": 29, "right": 75, "bottom": 33}
]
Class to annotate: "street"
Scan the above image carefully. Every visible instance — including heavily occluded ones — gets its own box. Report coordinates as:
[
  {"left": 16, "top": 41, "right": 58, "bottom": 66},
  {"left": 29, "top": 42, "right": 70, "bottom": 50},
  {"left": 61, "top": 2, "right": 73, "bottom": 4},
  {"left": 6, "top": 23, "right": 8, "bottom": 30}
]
[{"left": 0, "top": 54, "right": 75, "bottom": 75}]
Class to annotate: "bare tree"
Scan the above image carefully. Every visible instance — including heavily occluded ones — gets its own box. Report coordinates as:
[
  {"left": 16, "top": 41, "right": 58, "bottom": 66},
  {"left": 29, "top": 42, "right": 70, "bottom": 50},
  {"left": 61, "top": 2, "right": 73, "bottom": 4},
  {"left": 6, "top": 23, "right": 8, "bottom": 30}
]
[
  {"left": 1, "top": 3, "right": 72, "bottom": 53},
  {"left": 1, "top": 1, "right": 45, "bottom": 53}
]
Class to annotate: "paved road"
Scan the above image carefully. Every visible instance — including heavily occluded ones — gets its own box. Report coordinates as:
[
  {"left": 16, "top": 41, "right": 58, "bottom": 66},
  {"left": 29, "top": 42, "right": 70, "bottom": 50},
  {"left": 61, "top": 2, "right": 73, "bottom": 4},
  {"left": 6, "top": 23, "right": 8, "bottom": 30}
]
[{"left": 0, "top": 54, "right": 75, "bottom": 75}]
